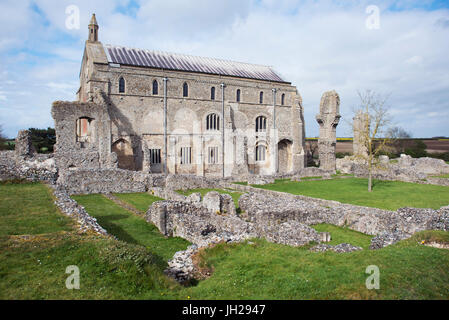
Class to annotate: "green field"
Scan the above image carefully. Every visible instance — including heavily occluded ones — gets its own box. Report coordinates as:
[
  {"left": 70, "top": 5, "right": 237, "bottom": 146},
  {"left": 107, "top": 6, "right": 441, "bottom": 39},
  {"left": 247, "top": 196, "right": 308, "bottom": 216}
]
[
  {"left": 112, "top": 192, "right": 163, "bottom": 213},
  {"left": 252, "top": 178, "right": 449, "bottom": 210},
  {"left": 1, "top": 182, "right": 449, "bottom": 299}
]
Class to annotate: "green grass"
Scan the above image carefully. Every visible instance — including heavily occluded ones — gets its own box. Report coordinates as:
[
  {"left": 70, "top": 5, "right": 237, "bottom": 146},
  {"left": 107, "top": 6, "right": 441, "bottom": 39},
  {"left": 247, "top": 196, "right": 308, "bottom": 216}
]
[
  {"left": 0, "top": 183, "right": 182, "bottom": 299},
  {"left": 181, "top": 231, "right": 449, "bottom": 299},
  {"left": 0, "top": 182, "right": 73, "bottom": 236},
  {"left": 113, "top": 192, "right": 163, "bottom": 213},
  {"left": 2, "top": 182, "right": 449, "bottom": 300},
  {"left": 311, "top": 224, "right": 373, "bottom": 249},
  {"left": 430, "top": 173, "right": 449, "bottom": 179},
  {"left": 301, "top": 176, "right": 322, "bottom": 180},
  {"left": 253, "top": 178, "right": 449, "bottom": 210},
  {"left": 72, "top": 194, "right": 190, "bottom": 262},
  {"left": 176, "top": 188, "right": 243, "bottom": 212}
]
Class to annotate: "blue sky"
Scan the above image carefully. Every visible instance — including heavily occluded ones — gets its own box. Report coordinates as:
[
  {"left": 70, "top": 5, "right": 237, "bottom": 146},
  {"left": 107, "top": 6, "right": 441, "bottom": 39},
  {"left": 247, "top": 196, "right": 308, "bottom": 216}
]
[{"left": 0, "top": 0, "right": 448, "bottom": 138}]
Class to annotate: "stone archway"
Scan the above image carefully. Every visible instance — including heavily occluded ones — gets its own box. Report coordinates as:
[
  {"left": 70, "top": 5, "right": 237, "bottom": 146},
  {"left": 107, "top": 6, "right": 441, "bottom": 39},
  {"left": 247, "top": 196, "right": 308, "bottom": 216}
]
[
  {"left": 278, "top": 139, "right": 293, "bottom": 174},
  {"left": 112, "top": 138, "right": 135, "bottom": 170}
]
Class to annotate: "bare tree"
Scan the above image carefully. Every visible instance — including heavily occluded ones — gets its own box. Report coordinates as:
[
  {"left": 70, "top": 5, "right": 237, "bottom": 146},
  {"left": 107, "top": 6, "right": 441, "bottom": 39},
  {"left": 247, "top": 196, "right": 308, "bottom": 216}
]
[
  {"left": 386, "top": 126, "right": 412, "bottom": 155},
  {"left": 353, "top": 90, "right": 393, "bottom": 192}
]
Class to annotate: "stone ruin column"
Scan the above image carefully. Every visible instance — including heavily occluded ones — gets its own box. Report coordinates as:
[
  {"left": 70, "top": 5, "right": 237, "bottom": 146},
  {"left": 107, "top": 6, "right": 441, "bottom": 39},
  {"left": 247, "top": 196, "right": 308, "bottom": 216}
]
[
  {"left": 291, "top": 92, "right": 306, "bottom": 171},
  {"left": 315, "top": 91, "right": 341, "bottom": 171},
  {"left": 353, "top": 110, "right": 369, "bottom": 158},
  {"left": 15, "top": 130, "right": 35, "bottom": 158}
]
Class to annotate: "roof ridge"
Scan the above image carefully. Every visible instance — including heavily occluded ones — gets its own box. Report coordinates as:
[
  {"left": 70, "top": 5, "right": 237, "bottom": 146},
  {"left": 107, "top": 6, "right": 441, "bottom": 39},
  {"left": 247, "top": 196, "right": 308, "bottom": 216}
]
[
  {"left": 104, "top": 44, "right": 276, "bottom": 69},
  {"left": 103, "top": 44, "right": 287, "bottom": 83}
]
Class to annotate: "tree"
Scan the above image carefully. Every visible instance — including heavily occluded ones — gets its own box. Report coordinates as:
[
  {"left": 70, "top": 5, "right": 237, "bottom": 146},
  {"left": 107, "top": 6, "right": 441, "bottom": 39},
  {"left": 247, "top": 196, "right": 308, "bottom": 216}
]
[
  {"left": 0, "top": 125, "right": 6, "bottom": 150},
  {"left": 353, "top": 90, "right": 393, "bottom": 192},
  {"left": 386, "top": 126, "right": 412, "bottom": 155},
  {"left": 28, "top": 127, "right": 56, "bottom": 153}
]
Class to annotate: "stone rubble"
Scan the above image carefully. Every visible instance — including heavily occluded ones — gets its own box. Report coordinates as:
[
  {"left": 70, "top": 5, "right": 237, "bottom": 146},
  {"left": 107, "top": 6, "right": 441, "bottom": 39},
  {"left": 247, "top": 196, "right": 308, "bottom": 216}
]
[
  {"left": 310, "top": 243, "right": 363, "bottom": 253},
  {"left": 50, "top": 184, "right": 110, "bottom": 236}
]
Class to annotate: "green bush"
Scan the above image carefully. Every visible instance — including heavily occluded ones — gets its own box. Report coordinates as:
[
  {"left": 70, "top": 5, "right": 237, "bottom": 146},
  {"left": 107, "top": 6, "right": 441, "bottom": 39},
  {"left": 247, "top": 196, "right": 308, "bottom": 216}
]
[
  {"left": 336, "top": 152, "right": 351, "bottom": 159},
  {"left": 404, "top": 140, "right": 428, "bottom": 158}
]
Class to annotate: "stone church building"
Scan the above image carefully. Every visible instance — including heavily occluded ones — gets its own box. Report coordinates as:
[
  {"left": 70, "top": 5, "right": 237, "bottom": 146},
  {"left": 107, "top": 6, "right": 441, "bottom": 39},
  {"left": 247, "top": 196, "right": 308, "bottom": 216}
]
[{"left": 53, "top": 14, "right": 306, "bottom": 178}]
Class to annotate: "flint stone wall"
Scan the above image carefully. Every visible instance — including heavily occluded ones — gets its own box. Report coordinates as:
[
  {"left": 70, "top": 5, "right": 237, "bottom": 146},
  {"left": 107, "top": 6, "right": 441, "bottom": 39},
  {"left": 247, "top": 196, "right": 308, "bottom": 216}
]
[
  {"left": 0, "top": 150, "right": 57, "bottom": 182},
  {"left": 238, "top": 191, "right": 449, "bottom": 237},
  {"left": 337, "top": 155, "right": 449, "bottom": 185},
  {"left": 59, "top": 169, "right": 165, "bottom": 194},
  {"left": 145, "top": 190, "right": 322, "bottom": 248}
]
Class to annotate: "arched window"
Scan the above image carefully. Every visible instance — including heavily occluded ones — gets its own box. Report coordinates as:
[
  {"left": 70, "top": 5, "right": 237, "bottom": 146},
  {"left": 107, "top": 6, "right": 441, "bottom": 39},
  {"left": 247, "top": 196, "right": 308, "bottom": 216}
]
[
  {"left": 119, "top": 77, "right": 125, "bottom": 93},
  {"left": 183, "top": 82, "right": 188, "bottom": 97},
  {"left": 281, "top": 93, "right": 285, "bottom": 106},
  {"left": 259, "top": 91, "right": 263, "bottom": 104},
  {"left": 211, "top": 87, "right": 215, "bottom": 100},
  {"left": 236, "top": 89, "right": 241, "bottom": 102},
  {"left": 255, "top": 145, "right": 266, "bottom": 162},
  {"left": 255, "top": 116, "right": 267, "bottom": 133},
  {"left": 153, "top": 80, "right": 158, "bottom": 95},
  {"left": 206, "top": 113, "right": 220, "bottom": 131},
  {"left": 76, "top": 117, "right": 94, "bottom": 143}
]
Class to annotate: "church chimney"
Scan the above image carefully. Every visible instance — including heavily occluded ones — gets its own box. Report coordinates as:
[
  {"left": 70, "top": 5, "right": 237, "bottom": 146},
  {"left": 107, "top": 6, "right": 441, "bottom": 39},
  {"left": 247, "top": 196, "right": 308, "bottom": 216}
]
[{"left": 88, "top": 14, "right": 99, "bottom": 42}]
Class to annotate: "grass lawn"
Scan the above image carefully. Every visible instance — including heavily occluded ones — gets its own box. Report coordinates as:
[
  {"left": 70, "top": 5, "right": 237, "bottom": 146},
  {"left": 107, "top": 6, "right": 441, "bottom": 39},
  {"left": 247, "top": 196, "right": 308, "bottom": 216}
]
[
  {"left": 113, "top": 192, "right": 163, "bottom": 213},
  {"left": 253, "top": 178, "right": 449, "bottom": 210},
  {"left": 182, "top": 231, "right": 449, "bottom": 299},
  {"left": 72, "top": 194, "right": 190, "bottom": 262},
  {"left": 1, "top": 182, "right": 449, "bottom": 299},
  {"left": 430, "top": 173, "right": 449, "bottom": 179},
  {"left": 0, "top": 183, "right": 183, "bottom": 299},
  {"left": 312, "top": 224, "right": 373, "bottom": 249},
  {"left": 176, "top": 188, "right": 243, "bottom": 212},
  {"left": 0, "top": 182, "right": 73, "bottom": 236}
]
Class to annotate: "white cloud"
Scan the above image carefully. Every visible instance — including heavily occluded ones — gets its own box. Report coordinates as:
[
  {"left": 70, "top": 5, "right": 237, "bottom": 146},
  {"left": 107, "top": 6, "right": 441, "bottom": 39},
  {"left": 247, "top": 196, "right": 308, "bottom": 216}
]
[{"left": 0, "top": 0, "right": 448, "bottom": 138}]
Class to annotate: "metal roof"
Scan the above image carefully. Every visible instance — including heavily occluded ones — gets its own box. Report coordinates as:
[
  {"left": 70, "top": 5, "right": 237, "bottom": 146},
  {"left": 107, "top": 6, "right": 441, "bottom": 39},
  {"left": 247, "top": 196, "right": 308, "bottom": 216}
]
[{"left": 104, "top": 44, "right": 288, "bottom": 83}]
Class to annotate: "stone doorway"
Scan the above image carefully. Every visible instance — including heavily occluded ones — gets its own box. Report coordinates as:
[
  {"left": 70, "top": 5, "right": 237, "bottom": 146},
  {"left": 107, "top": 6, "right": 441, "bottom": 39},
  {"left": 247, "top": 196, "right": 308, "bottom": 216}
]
[
  {"left": 278, "top": 139, "right": 293, "bottom": 174},
  {"left": 112, "top": 139, "right": 135, "bottom": 170}
]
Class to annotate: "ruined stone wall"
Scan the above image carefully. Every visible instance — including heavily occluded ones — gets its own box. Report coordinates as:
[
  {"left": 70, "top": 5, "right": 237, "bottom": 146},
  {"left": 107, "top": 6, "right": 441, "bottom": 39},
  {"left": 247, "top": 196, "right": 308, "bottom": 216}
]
[
  {"left": 0, "top": 130, "right": 57, "bottom": 182},
  {"left": 353, "top": 110, "right": 369, "bottom": 157},
  {"left": 238, "top": 190, "right": 449, "bottom": 237},
  {"left": 51, "top": 101, "right": 115, "bottom": 172},
  {"left": 315, "top": 91, "right": 340, "bottom": 171},
  {"left": 59, "top": 169, "right": 165, "bottom": 195}
]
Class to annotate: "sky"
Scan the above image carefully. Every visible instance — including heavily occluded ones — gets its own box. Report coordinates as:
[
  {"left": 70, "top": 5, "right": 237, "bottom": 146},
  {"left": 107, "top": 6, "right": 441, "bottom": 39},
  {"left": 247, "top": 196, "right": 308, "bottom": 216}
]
[{"left": 0, "top": 0, "right": 448, "bottom": 138}]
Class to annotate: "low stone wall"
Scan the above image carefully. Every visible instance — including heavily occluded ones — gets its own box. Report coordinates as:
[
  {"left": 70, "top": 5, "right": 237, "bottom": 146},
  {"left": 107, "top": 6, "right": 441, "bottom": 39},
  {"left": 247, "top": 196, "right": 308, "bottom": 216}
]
[
  {"left": 58, "top": 169, "right": 165, "bottom": 195},
  {"left": 50, "top": 184, "right": 110, "bottom": 236},
  {"left": 237, "top": 190, "right": 449, "bottom": 247},
  {"left": 145, "top": 200, "right": 254, "bottom": 248},
  {"left": 0, "top": 150, "right": 57, "bottom": 182},
  {"left": 164, "top": 174, "right": 230, "bottom": 191},
  {"left": 337, "top": 155, "right": 449, "bottom": 186}
]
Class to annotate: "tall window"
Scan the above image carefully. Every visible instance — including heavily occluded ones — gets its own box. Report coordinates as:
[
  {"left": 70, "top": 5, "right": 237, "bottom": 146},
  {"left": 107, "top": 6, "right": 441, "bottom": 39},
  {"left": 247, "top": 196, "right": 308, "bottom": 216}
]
[
  {"left": 208, "top": 147, "right": 219, "bottom": 164},
  {"left": 149, "top": 149, "right": 161, "bottom": 164},
  {"left": 259, "top": 91, "right": 263, "bottom": 104},
  {"left": 255, "top": 116, "right": 267, "bottom": 132},
  {"left": 236, "top": 89, "right": 241, "bottom": 102},
  {"left": 153, "top": 80, "right": 158, "bottom": 95},
  {"left": 183, "top": 82, "right": 188, "bottom": 97},
  {"left": 281, "top": 93, "right": 285, "bottom": 106},
  {"left": 211, "top": 87, "right": 215, "bottom": 100},
  {"left": 180, "top": 147, "right": 192, "bottom": 164},
  {"left": 119, "top": 77, "right": 125, "bottom": 93},
  {"left": 206, "top": 113, "right": 220, "bottom": 131},
  {"left": 255, "top": 145, "right": 266, "bottom": 162},
  {"left": 76, "top": 117, "right": 93, "bottom": 143}
]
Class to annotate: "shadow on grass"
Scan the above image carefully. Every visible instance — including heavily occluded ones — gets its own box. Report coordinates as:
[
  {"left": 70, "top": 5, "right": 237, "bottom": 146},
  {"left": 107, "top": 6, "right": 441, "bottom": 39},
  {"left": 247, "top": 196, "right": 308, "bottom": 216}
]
[
  {"left": 94, "top": 214, "right": 140, "bottom": 245},
  {"left": 93, "top": 214, "right": 173, "bottom": 271}
]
